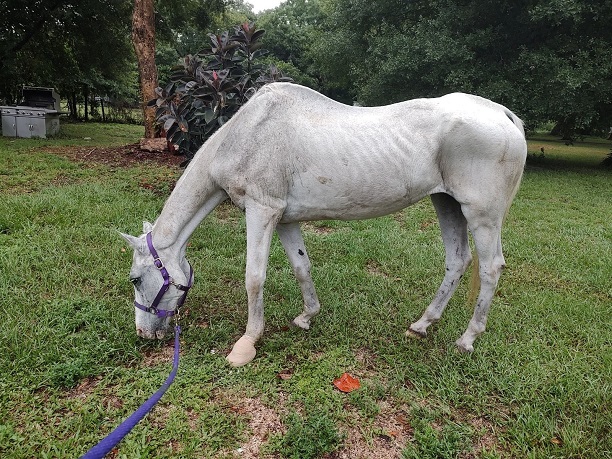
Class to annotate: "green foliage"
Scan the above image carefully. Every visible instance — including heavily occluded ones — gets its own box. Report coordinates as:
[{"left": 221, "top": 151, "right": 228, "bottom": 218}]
[
  {"left": 0, "top": 0, "right": 135, "bottom": 108},
  {"left": 150, "top": 22, "right": 292, "bottom": 160},
  {"left": 293, "top": 0, "right": 612, "bottom": 135},
  {"left": 0, "top": 0, "right": 233, "bottom": 120},
  {"left": 256, "top": 0, "right": 351, "bottom": 100}
]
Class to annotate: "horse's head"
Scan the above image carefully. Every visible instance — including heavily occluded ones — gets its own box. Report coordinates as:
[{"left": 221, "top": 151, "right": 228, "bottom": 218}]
[{"left": 120, "top": 222, "right": 193, "bottom": 340}]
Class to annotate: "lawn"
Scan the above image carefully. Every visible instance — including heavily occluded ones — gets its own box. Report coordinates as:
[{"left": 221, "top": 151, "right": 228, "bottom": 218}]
[{"left": 0, "top": 124, "right": 610, "bottom": 458}]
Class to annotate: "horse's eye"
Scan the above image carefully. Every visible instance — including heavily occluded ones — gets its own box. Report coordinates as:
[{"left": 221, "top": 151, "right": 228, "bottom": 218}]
[{"left": 130, "top": 277, "right": 141, "bottom": 287}]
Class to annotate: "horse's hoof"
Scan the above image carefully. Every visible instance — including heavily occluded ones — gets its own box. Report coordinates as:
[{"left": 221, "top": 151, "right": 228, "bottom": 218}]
[
  {"left": 455, "top": 339, "right": 474, "bottom": 353},
  {"left": 292, "top": 316, "right": 311, "bottom": 330},
  {"left": 226, "top": 335, "right": 257, "bottom": 367},
  {"left": 405, "top": 326, "right": 426, "bottom": 339}
]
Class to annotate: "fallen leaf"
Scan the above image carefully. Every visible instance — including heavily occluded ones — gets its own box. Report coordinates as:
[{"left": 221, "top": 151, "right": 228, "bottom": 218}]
[
  {"left": 333, "top": 372, "right": 360, "bottom": 393},
  {"left": 377, "top": 429, "right": 399, "bottom": 441},
  {"left": 277, "top": 369, "right": 293, "bottom": 380}
]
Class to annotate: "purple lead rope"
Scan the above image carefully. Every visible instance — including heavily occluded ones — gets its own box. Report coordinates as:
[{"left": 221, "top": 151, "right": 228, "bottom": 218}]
[{"left": 80, "top": 325, "right": 181, "bottom": 459}]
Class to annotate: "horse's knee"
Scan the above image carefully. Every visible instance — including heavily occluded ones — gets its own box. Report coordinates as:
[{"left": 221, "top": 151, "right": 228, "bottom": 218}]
[
  {"left": 479, "top": 265, "right": 504, "bottom": 288},
  {"left": 446, "top": 249, "right": 472, "bottom": 278},
  {"left": 245, "top": 271, "right": 266, "bottom": 295}
]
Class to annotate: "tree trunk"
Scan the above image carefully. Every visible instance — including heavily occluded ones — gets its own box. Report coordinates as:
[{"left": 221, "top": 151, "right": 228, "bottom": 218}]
[
  {"left": 551, "top": 116, "right": 576, "bottom": 142},
  {"left": 69, "top": 92, "right": 77, "bottom": 119},
  {"left": 83, "top": 85, "right": 89, "bottom": 121},
  {"left": 132, "top": 0, "right": 158, "bottom": 138}
]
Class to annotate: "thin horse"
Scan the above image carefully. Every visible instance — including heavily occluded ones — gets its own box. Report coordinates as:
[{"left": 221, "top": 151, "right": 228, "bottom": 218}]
[{"left": 121, "top": 83, "right": 527, "bottom": 367}]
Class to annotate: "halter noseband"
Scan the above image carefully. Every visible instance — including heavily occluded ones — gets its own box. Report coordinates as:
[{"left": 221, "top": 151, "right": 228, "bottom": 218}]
[{"left": 134, "top": 232, "right": 193, "bottom": 318}]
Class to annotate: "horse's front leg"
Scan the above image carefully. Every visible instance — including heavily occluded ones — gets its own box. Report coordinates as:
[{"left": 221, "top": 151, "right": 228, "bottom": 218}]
[
  {"left": 226, "top": 202, "right": 282, "bottom": 367},
  {"left": 276, "top": 222, "right": 321, "bottom": 329}
]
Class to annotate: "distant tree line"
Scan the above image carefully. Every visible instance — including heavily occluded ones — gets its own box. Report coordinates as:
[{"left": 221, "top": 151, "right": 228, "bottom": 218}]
[
  {"left": 259, "top": 0, "right": 612, "bottom": 139},
  {"left": 1, "top": 0, "right": 610, "bottom": 140}
]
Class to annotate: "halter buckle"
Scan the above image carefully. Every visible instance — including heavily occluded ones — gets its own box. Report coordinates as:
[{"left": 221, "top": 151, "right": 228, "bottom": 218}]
[{"left": 153, "top": 258, "right": 164, "bottom": 269}]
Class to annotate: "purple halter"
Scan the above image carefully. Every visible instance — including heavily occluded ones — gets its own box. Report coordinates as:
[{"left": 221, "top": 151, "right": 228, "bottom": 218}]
[{"left": 134, "top": 232, "right": 193, "bottom": 318}]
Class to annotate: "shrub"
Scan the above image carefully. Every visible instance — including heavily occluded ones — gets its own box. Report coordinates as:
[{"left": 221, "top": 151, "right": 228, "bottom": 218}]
[{"left": 149, "top": 22, "right": 292, "bottom": 161}]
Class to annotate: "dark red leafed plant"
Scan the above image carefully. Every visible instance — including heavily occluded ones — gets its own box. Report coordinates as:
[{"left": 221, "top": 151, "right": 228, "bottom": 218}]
[{"left": 148, "top": 22, "right": 292, "bottom": 163}]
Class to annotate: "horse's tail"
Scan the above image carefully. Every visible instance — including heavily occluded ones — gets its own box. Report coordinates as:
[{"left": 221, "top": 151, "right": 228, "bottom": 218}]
[
  {"left": 467, "top": 108, "right": 526, "bottom": 308},
  {"left": 504, "top": 108, "right": 526, "bottom": 139},
  {"left": 466, "top": 254, "right": 480, "bottom": 308}
]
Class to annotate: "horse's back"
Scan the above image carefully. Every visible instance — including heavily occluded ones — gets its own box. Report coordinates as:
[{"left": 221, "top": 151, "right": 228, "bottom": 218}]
[{"left": 206, "top": 84, "right": 526, "bottom": 220}]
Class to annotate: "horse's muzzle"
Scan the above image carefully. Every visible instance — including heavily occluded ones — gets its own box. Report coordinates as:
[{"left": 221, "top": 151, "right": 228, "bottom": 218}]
[{"left": 136, "top": 327, "right": 166, "bottom": 340}]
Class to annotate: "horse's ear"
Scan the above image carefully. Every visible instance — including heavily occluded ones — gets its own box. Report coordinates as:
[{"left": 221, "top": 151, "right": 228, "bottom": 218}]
[
  {"left": 143, "top": 221, "right": 153, "bottom": 233},
  {"left": 119, "top": 232, "right": 149, "bottom": 254},
  {"left": 119, "top": 232, "right": 140, "bottom": 249}
]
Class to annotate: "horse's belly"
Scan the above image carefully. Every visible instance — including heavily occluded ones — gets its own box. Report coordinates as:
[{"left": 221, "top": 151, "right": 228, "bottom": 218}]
[{"left": 280, "top": 172, "right": 437, "bottom": 222}]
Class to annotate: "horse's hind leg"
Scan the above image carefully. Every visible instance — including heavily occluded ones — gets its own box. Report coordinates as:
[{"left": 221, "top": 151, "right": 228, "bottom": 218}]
[
  {"left": 276, "top": 222, "right": 321, "bottom": 329},
  {"left": 407, "top": 193, "right": 472, "bottom": 338},
  {"left": 226, "top": 202, "right": 282, "bottom": 367},
  {"left": 455, "top": 219, "right": 505, "bottom": 353}
]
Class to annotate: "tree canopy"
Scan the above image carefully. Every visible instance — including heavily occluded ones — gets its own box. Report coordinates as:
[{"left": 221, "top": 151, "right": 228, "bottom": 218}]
[
  {"left": 0, "top": 0, "right": 134, "bottom": 107},
  {"left": 1, "top": 0, "right": 610, "bottom": 137},
  {"left": 261, "top": 0, "right": 612, "bottom": 137}
]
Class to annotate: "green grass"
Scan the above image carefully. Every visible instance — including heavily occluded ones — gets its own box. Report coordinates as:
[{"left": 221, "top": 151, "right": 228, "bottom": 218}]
[
  {"left": 0, "top": 126, "right": 610, "bottom": 458},
  {"left": 526, "top": 133, "right": 610, "bottom": 167}
]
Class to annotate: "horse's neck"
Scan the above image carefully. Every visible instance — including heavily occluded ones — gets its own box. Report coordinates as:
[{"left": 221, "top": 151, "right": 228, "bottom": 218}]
[
  {"left": 151, "top": 162, "right": 226, "bottom": 255},
  {"left": 152, "top": 192, "right": 199, "bottom": 254}
]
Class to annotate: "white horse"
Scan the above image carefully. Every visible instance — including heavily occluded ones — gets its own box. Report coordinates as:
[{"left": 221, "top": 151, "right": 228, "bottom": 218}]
[{"left": 121, "top": 83, "right": 526, "bottom": 367}]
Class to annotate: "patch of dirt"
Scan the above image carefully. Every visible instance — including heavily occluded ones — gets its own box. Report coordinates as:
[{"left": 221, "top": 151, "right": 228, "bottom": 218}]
[
  {"left": 67, "top": 375, "right": 103, "bottom": 399},
  {"left": 232, "top": 397, "right": 286, "bottom": 458},
  {"left": 139, "top": 338, "right": 184, "bottom": 368},
  {"left": 330, "top": 402, "right": 414, "bottom": 459},
  {"left": 453, "top": 409, "right": 509, "bottom": 458},
  {"left": 419, "top": 218, "right": 438, "bottom": 232},
  {"left": 44, "top": 143, "right": 185, "bottom": 168},
  {"left": 218, "top": 392, "right": 288, "bottom": 459},
  {"left": 66, "top": 375, "right": 125, "bottom": 412},
  {"left": 302, "top": 222, "right": 337, "bottom": 235},
  {"left": 366, "top": 260, "right": 388, "bottom": 278}
]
